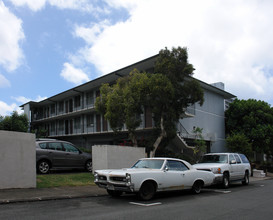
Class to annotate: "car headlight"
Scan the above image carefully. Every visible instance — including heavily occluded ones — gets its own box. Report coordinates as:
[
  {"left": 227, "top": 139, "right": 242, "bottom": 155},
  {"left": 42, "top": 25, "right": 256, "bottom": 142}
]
[
  {"left": 212, "top": 168, "right": 222, "bottom": 174},
  {"left": 94, "top": 172, "right": 98, "bottom": 182},
  {"left": 125, "top": 173, "right": 131, "bottom": 185}
]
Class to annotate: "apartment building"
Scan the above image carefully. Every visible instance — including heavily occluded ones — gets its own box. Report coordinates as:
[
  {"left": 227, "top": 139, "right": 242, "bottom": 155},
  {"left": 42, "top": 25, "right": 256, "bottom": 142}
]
[{"left": 21, "top": 55, "right": 236, "bottom": 153}]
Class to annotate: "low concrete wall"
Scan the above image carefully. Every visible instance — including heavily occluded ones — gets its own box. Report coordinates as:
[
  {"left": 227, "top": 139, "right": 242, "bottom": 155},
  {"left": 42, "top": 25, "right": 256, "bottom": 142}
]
[
  {"left": 92, "top": 145, "right": 145, "bottom": 172},
  {"left": 0, "top": 131, "right": 36, "bottom": 189}
]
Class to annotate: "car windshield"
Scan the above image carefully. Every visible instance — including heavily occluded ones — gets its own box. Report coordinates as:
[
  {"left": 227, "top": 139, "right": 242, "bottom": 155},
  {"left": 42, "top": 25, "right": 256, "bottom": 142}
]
[
  {"left": 199, "top": 155, "right": 228, "bottom": 163},
  {"left": 132, "top": 159, "right": 164, "bottom": 169}
]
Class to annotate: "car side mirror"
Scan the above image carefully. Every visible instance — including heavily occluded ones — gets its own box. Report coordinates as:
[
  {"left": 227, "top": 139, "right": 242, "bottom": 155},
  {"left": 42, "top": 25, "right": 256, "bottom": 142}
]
[
  {"left": 164, "top": 166, "right": 169, "bottom": 172},
  {"left": 230, "top": 160, "right": 236, "bottom": 164}
]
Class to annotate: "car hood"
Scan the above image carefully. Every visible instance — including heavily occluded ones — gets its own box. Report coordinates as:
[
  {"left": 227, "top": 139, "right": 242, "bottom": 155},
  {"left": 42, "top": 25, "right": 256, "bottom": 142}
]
[
  {"left": 193, "top": 163, "right": 226, "bottom": 169},
  {"left": 95, "top": 168, "right": 160, "bottom": 176}
]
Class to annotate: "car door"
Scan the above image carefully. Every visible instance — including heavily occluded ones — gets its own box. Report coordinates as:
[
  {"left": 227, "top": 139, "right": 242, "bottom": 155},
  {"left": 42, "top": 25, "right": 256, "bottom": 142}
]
[
  {"left": 162, "top": 160, "right": 191, "bottom": 190},
  {"left": 234, "top": 154, "right": 245, "bottom": 179},
  {"left": 62, "top": 143, "right": 85, "bottom": 167},
  {"left": 47, "top": 142, "right": 67, "bottom": 167}
]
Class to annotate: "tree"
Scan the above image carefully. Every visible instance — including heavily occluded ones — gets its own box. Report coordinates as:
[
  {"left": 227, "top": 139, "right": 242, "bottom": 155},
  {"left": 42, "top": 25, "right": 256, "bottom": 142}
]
[
  {"left": 150, "top": 47, "right": 204, "bottom": 156},
  {"left": 192, "top": 127, "right": 207, "bottom": 157},
  {"left": 226, "top": 133, "right": 253, "bottom": 158},
  {"left": 95, "top": 69, "right": 174, "bottom": 147},
  {"left": 0, "top": 111, "right": 29, "bottom": 132},
  {"left": 95, "top": 47, "right": 204, "bottom": 156},
  {"left": 225, "top": 99, "right": 273, "bottom": 156}
]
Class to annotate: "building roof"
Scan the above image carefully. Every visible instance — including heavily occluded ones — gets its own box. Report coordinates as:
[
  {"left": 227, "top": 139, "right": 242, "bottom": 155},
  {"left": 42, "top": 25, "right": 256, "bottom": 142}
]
[{"left": 21, "top": 54, "right": 236, "bottom": 107}]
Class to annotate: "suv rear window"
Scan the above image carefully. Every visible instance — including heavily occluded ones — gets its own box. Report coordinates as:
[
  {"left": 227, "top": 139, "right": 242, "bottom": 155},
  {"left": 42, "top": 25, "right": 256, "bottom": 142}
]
[{"left": 239, "top": 154, "right": 249, "bottom": 163}]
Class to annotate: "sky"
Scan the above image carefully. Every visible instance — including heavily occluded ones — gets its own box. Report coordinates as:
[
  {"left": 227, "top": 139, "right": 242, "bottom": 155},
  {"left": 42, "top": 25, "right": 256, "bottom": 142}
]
[{"left": 1, "top": 0, "right": 273, "bottom": 116}]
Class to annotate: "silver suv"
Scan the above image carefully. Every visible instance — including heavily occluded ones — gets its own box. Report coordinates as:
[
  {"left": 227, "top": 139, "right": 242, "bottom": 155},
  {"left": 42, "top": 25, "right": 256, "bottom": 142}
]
[
  {"left": 36, "top": 139, "right": 92, "bottom": 174},
  {"left": 193, "top": 153, "right": 251, "bottom": 188}
]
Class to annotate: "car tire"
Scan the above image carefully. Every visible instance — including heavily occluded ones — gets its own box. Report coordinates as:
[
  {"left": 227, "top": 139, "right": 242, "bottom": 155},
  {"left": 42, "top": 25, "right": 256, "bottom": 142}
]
[
  {"left": 37, "top": 160, "right": 50, "bottom": 174},
  {"left": 85, "top": 160, "right": 92, "bottom": 172},
  {"left": 137, "top": 181, "right": 156, "bottom": 201},
  {"left": 192, "top": 181, "right": 203, "bottom": 194},
  {"left": 107, "top": 189, "right": 123, "bottom": 197},
  {"left": 242, "top": 171, "right": 249, "bottom": 185},
  {"left": 222, "top": 173, "right": 229, "bottom": 189}
]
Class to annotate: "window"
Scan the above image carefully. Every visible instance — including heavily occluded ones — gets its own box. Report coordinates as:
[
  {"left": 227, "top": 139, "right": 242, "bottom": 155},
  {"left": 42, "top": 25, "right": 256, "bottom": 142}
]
[
  {"left": 239, "top": 154, "right": 249, "bottom": 163},
  {"left": 59, "top": 101, "right": 64, "bottom": 112},
  {"left": 50, "top": 104, "right": 55, "bottom": 114},
  {"left": 58, "top": 120, "right": 64, "bottom": 131},
  {"left": 50, "top": 122, "right": 55, "bottom": 133},
  {"left": 234, "top": 154, "right": 241, "bottom": 163},
  {"left": 74, "top": 95, "right": 81, "bottom": 108},
  {"left": 229, "top": 154, "right": 236, "bottom": 163},
  {"left": 166, "top": 160, "right": 189, "bottom": 171},
  {"left": 86, "top": 91, "right": 94, "bottom": 106},
  {"left": 74, "top": 117, "right": 81, "bottom": 130},
  {"left": 48, "top": 142, "right": 63, "bottom": 151},
  {"left": 62, "top": 143, "right": 79, "bottom": 153},
  {"left": 87, "top": 114, "right": 94, "bottom": 127},
  {"left": 39, "top": 143, "right": 47, "bottom": 149}
]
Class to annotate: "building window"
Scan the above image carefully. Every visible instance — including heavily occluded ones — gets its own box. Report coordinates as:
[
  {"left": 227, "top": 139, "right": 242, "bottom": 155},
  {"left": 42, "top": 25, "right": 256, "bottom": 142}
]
[
  {"left": 74, "top": 117, "right": 81, "bottom": 130},
  {"left": 59, "top": 101, "right": 64, "bottom": 112},
  {"left": 50, "top": 122, "right": 55, "bottom": 133},
  {"left": 58, "top": 120, "right": 64, "bottom": 131},
  {"left": 87, "top": 114, "right": 94, "bottom": 127},
  {"left": 50, "top": 104, "right": 55, "bottom": 115},
  {"left": 86, "top": 91, "right": 94, "bottom": 106},
  {"left": 74, "top": 95, "right": 81, "bottom": 108}
]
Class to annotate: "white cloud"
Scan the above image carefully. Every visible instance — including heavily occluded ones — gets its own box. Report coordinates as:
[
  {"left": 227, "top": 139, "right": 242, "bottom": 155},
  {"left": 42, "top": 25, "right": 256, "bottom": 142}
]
[
  {"left": 0, "top": 101, "right": 20, "bottom": 116},
  {"left": 0, "top": 74, "right": 11, "bottom": 88},
  {"left": 0, "top": 2, "right": 25, "bottom": 72},
  {"left": 60, "top": 62, "right": 90, "bottom": 85},
  {"left": 72, "top": 0, "right": 273, "bottom": 105},
  {"left": 12, "top": 95, "right": 47, "bottom": 104}
]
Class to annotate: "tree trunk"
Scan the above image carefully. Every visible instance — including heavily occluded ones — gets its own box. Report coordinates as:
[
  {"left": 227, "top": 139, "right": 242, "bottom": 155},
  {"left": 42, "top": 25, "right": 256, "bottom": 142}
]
[{"left": 150, "top": 116, "right": 166, "bottom": 157}]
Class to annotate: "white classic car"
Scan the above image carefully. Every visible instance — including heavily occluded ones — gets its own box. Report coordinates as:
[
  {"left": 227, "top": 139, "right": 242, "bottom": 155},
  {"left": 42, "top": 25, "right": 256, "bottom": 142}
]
[{"left": 94, "top": 157, "right": 215, "bottom": 200}]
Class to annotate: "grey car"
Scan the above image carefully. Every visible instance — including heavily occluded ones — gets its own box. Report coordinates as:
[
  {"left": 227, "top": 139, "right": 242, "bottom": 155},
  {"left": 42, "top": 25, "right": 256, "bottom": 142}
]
[{"left": 36, "top": 139, "right": 92, "bottom": 174}]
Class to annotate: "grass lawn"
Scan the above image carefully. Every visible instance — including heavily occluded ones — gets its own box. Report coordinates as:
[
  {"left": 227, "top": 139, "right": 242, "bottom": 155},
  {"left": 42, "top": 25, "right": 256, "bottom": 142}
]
[{"left": 37, "top": 172, "right": 95, "bottom": 188}]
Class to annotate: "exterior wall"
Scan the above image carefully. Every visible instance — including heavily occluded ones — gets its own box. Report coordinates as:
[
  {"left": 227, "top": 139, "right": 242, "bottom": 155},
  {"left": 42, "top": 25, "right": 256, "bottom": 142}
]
[
  {"left": 181, "top": 89, "right": 227, "bottom": 152},
  {"left": 0, "top": 131, "right": 36, "bottom": 189},
  {"left": 92, "top": 145, "right": 145, "bottom": 172}
]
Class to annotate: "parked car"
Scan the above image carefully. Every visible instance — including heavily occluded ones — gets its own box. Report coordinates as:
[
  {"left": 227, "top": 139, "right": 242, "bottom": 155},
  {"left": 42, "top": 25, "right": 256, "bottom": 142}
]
[
  {"left": 36, "top": 139, "right": 92, "bottom": 174},
  {"left": 94, "top": 157, "right": 215, "bottom": 200},
  {"left": 193, "top": 153, "right": 251, "bottom": 188}
]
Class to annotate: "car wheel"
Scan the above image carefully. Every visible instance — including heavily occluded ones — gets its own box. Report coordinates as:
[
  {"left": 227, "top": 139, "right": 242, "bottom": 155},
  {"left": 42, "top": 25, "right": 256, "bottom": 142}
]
[
  {"left": 138, "top": 181, "right": 156, "bottom": 201},
  {"left": 85, "top": 160, "right": 92, "bottom": 172},
  {"left": 242, "top": 171, "right": 249, "bottom": 185},
  {"left": 192, "top": 181, "right": 203, "bottom": 194},
  {"left": 222, "top": 173, "right": 229, "bottom": 189},
  {"left": 107, "top": 189, "right": 123, "bottom": 197},
  {"left": 37, "top": 160, "right": 50, "bottom": 174}
]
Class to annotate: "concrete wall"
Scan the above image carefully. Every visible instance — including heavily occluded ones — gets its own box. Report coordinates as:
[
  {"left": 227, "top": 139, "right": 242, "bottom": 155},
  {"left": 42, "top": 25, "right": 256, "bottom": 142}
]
[
  {"left": 0, "top": 131, "right": 36, "bottom": 189},
  {"left": 92, "top": 145, "right": 145, "bottom": 172}
]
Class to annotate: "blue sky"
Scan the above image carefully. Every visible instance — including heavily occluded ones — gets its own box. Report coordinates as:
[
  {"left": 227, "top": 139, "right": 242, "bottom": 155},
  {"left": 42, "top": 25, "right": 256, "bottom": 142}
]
[{"left": 1, "top": 0, "right": 273, "bottom": 116}]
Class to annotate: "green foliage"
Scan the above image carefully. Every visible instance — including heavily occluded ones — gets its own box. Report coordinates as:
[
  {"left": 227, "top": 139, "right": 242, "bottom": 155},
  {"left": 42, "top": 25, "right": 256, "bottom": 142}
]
[
  {"left": 192, "top": 127, "right": 206, "bottom": 155},
  {"left": 226, "top": 133, "right": 252, "bottom": 158},
  {"left": 225, "top": 99, "right": 273, "bottom": 155},
  {"left": 95, "top": 46, "right": 204, "bottom": 155},
  {"left": 0, "top": 111, "right": 28, "bottom": 132}
]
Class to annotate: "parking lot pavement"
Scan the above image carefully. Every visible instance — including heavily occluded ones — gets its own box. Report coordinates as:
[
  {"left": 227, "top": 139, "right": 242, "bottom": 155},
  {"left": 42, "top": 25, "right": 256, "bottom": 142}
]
[{"left": 0, "top": 175, "right": 272, "bottom": 204}]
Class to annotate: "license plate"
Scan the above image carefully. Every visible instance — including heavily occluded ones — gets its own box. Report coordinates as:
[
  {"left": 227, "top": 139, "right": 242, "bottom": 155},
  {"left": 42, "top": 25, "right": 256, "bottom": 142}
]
[{"left": 108, "top": 184, "right": 114, "bottom": 190}]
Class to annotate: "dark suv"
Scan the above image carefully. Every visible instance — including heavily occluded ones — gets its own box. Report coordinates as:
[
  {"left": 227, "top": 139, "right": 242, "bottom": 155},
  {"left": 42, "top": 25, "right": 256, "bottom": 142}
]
[{"left": 36, "top": 139, "right": 92, "bottom": 174}]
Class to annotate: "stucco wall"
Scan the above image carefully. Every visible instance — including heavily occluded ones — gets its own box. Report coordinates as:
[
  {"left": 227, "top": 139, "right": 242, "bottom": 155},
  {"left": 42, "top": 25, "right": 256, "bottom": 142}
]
[
  {"left": 0, "top": 131, "right": 36, "bottom": 189},
  {"left": 92, "top": 145, "right": 145, "bottom": 172}
]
